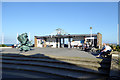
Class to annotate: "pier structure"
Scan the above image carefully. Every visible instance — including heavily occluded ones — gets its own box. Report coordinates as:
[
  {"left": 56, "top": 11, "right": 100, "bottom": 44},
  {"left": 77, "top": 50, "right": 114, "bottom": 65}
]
[{"left": 34, "top": 33, "right": 102, "bottom": 48}]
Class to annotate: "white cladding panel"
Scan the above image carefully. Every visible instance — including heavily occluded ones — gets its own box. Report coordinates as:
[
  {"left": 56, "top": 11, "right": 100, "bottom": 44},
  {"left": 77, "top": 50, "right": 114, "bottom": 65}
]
[
  {"left": 46, "top": 42, "right": 57, "bottom": 48},
  {"left": 85, "top": 37, "right": 97, "bottom": 40},
  {"left": 73, "top": 37, "right": 84, "bottom": 41},
  {"left": 46, "top": 38, "right": 56, "bottom": 42},
  {"left": 46, "top": 38, "right": 57, "bottom": 48},
  {"left": 71, "top": 41, "right": 82, "bottom": 46}
]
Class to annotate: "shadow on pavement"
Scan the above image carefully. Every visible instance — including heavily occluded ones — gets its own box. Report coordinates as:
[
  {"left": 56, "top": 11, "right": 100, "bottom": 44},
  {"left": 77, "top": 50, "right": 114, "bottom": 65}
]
[{"left": 1, "top": 52, "right": 110, "bottom": 80}]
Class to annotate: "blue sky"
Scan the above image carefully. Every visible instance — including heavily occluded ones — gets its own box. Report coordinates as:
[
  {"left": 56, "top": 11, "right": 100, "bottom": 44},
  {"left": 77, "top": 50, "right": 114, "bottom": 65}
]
[{"left": 2, "top": 2, "right": 118, "bottom": 44}]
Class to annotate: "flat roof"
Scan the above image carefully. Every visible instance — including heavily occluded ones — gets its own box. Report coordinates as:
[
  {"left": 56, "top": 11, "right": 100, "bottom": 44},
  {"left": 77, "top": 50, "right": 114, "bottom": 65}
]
[{"left": 35, "top": 34, "right": 98, "bottom": 38}]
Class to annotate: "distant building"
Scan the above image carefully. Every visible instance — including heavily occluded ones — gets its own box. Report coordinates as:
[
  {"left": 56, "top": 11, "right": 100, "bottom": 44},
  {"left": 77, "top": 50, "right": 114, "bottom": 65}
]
[{"left": 34, "top": 32, "right": 102, "bottom": 48}]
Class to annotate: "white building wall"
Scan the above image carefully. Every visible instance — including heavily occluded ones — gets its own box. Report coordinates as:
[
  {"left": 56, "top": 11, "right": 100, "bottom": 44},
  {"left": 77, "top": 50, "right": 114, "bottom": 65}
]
[
  {"left": 46, "top": 38, "right": 57, "bottom": 48},
  {"left": 37, "top": 39, "right": 43, "bottom": 47}
]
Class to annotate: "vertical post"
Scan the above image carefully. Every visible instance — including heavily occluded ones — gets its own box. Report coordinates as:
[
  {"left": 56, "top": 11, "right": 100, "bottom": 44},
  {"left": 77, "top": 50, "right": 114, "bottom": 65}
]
[
  {"left": 99, "top": 45, "right": 100, "bottom": 49},
  {"left": 90, "top": 27, "right": 92, "bottom": 46},
  {"left": 29, "top": 32, "right": 30, "bottom": 41},
  {"left": 62, "top": 38, "right": 64, "bottom": 48},
  {"left": 55, "top": 38, "right": 57, "bottom": 48},
  {"left": 2, "top": 33, "right": 4, "bottom": 44},
  {"left": 117, "top": 24, "right": 119, "bottom": 45},
  {"left": 97, "top": 33, "right": 102, "bottom": 49},
  {"left": 34, "top": 37, "right": 37, "bottom": 47},
  {"left": 56, "top": 38, "right": 58, "bottom": 48},
  {"left": 58, "top": 38, "right": 60, "bottom": 48},
  {"left": 118, "top": 5, "right": 120, "bottom": 77},
  {"left": 17, "top": 33, "right": 18, "bottom": 44},
  {"left": 60, "top": 38, "right": 61, "bottom": 48},
  {"left": 93, "top": 37, "right": 94, "bottom": 47},
  {"left": 68, "top": 37, "right": 71, "bottom": 48}
]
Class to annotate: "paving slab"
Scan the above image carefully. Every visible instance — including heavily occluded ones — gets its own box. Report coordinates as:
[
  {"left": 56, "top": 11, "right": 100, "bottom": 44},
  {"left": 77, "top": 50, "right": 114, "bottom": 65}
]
[{"left": 0, "top": 47, "right": 101, "bottom": 59}]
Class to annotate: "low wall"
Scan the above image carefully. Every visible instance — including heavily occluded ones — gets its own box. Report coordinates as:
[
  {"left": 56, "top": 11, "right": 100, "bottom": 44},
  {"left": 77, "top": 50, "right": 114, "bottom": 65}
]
[
  {"left": 110, "top": 51, "right": 120, "bottom": 79},
  {"left": 0, "top": 47, "right": 12, "bottom": 48}
]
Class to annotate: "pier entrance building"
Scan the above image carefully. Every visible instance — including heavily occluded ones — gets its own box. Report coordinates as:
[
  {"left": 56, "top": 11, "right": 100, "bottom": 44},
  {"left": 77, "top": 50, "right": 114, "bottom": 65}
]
[{"left": 34, "top": 29, "right": 102, "bottom": 48}]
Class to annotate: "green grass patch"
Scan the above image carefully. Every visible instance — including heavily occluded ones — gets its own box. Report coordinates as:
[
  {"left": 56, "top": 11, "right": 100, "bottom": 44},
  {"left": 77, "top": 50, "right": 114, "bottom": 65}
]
[{"left": 0, "top": 44, "right": 8, "bottom": 47}]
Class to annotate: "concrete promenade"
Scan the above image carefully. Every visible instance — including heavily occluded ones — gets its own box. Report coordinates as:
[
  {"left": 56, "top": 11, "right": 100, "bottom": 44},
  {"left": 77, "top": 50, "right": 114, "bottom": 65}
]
[
  {"left": 0, "top": 47, "right": 98, "bottom": 59},
  {"left": 1, "top": 47, "right": 112, "bottom": 79}
]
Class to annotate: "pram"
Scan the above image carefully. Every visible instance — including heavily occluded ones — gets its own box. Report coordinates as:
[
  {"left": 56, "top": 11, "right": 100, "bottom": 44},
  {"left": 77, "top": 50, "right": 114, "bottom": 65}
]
[{"left": 100, "top": 50, "right": 112, "bottom": 58}]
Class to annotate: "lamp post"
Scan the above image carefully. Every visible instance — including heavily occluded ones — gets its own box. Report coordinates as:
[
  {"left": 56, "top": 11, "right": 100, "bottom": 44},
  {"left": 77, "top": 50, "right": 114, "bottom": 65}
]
[
  {"left": 2, "top": 33, "right": 4, "bottom": 44},
  {"left": 29, "top": 32, "right": 30, "bottom": 41},
  {"left": 17, "top": 33, "right": 18, "bottom": 44},
  {"left": 117, "top": 24, "right": 119, "bottom": 45},
  {"left": 90, "top": 27, "right": 92, "bottom": 46}
]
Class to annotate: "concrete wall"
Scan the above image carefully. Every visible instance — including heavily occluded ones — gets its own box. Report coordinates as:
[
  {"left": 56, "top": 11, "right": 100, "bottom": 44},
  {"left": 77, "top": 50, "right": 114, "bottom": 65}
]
[
  {"left": 34, "top": 37, "right": 37, "bottom": 47},
  {"left": 110, "top": 52, "right": 120, "bottom": 79},
  {"left": 97, "top": 33, "right": 102, "bottom": 48}
]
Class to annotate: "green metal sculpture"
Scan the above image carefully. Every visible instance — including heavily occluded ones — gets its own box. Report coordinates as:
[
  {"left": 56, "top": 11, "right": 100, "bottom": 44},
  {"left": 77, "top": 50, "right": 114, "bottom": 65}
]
[{"left": 17, "top": 33, "right": 32, "bottom": 51}]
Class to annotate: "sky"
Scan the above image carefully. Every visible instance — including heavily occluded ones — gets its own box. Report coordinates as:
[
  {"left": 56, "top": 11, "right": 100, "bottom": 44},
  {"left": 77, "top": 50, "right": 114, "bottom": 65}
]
[{"left": 1, "top": 2, "right": 118, "bottom": 44}]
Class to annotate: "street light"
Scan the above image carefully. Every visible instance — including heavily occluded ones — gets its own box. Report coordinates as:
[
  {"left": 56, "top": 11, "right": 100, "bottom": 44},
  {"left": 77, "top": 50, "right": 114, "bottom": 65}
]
[
  {"left": 90, "top": 27, "right": 92, "bottom": 46},
  {"left": 117, "top": 24, "right": 119, "bottom": 45},
  {"left": 2, "top": 33, "right": 4, "bottom": 44},
  {"left": 90, "top": 27, "right": 92, "bottom": 37},
  {"left": 17, "top": 33, "right": 18, "bottom": 44}
]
